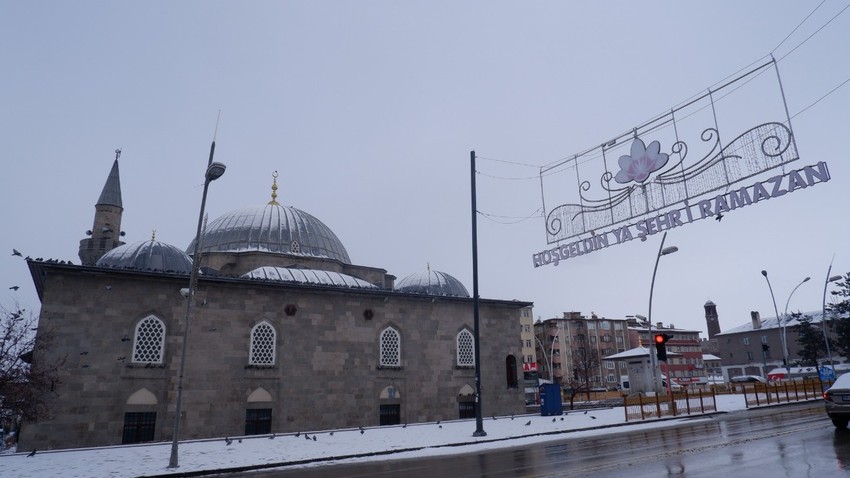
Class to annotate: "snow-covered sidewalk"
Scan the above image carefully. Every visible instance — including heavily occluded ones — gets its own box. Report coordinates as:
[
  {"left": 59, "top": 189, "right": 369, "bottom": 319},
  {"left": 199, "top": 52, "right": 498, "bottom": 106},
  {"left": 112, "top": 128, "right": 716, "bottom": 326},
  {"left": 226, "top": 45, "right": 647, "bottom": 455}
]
[{"left": 0, "top": 394, "right": 809, "bottom": 478}]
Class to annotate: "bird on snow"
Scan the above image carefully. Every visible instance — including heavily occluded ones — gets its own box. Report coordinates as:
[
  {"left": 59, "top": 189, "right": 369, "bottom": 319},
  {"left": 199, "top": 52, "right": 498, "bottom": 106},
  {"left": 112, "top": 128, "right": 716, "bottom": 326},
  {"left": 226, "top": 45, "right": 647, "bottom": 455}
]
[
  {"left": 295, "top": 431, "right": 300, "bottom": 438},
  {"left": 439, "top": 425, "right": 442, "bottom": 428},
  {"left": 511, "top": 415, "right": 515, "bottom": 420},
  {"left": 360, "top": 429, "right": 365, "bottom": 435},
  {"left": 269, "top": 433, "right": 275, "bottom": 439},
  {"left": 436, "top": 420, "right": 440, "bottom": 425},
  {"left": 312, "top": 436, "right": 316, "bottom": 442},
  {"left": 225, "top": 437, "right": 232, "bottom": 446},
  {"left": 552, "top": 418, "right": 556, "bottom": 422},
  {"left": 27, "top": 449, "right": 37, "bottom": 457},
  {"left": 12, "top": 249, "right": 22, "bottom": 257},
  {"left": 9, "top": 286, "right": 19, "bottom": 291},
  {"left": 492, "top": 415, "right": 497, "bottom": 420},
  {"left": 590, "top": 416, "right": 597, "bottom": 419},
  {"left": 560, "top": 417, "right": 564, "bottom": 421},
  {"left": 329, "top": 431, "right": 334, "bottom": 436},
  {"left": 583, "top": 411, "right": 588, "bottom": 414},
  {"left": 524, "top": 420, "right": 531, "bottom": 426},
  {"left": 304, "top": 434, "right": 310, "bottom": 440}
]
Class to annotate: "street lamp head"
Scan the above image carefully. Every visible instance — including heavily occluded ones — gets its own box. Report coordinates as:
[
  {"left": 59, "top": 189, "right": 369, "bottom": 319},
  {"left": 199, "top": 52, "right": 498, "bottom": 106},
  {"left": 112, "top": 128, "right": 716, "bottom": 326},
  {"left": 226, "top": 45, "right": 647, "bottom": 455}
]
[
  {"left": 660, "top": 246, "right": 678, "bottom": 256},
  {"left": 803, "top": 277, "right": 811, "bottom": 283},
  {"left": 634, "top": 314, "right": 647, "bottom": 321},
  {"left": 828, "top": 275, "right": 843, "bottom": 283},
  {"left": 205, "top": 161, "right": 227, "bottom": 182},
  {"left": 761, "top": 270, "right": 768, "bottom": 277}
]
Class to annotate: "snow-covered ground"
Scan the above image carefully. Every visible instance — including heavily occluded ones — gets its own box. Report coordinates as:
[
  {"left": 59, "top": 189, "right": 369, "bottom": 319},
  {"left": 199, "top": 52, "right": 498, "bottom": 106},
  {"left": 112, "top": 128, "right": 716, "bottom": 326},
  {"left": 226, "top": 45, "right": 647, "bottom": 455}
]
[{"left": 0, "top": 395, "right": 811, "bottom": 478}]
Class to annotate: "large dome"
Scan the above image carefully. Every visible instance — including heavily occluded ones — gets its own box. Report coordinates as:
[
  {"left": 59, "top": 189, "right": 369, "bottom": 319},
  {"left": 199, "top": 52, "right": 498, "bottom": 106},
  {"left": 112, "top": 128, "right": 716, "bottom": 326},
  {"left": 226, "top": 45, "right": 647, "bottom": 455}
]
[
  {"left": 395, "top": 268, "right": 470, "bottom": 297},
  {"left": 97, "top": 239, "right": 193, "bottom": 274},
  {"left": 187, "top": 203, "right": 351, "bottom": 264}
]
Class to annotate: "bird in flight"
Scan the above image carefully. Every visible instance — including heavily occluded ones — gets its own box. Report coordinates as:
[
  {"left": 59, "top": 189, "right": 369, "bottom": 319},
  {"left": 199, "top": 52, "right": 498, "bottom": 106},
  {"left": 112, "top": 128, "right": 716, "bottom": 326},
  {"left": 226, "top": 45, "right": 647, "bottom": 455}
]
[{"left": 12, "top": 249, "right": 22, "bottom": 257}]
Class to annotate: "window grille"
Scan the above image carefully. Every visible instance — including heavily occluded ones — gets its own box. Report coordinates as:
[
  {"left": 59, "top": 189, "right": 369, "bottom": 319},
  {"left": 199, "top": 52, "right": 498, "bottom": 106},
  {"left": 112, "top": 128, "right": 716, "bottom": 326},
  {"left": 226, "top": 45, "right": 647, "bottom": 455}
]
[
  {"left": 457, "top": 329, "right": 475, "bottom": 366},
  {"left": 122, "top": 412, "right": 156, "bottom": 444},
  {"left": 380, "top": 327, "right": 401, "bottom": 367},
  {"left": 133, "top": 316, "right": 165, "bottom": 363},
  {"left": 245, "top": 409, "right": 272, "bottom": 435},
  {"left": 250, "top": 322, "right": 276, "bottom": 365}
]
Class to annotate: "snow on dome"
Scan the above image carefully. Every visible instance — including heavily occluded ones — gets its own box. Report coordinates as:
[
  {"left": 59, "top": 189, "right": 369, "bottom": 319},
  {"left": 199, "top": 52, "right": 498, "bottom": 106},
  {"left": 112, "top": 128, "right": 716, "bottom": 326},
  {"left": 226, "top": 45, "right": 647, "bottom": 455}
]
[
  {"left": 705, "top": 300, "right": 716, "bottom": 306},
  {"left": 187, "top": 203, "right": 351, "bottom": 264},
  {"left": 96, "top": 239, "right": 193, "bottom": 274},
  {"left": 395, "top": 268, "right": 470, "bottom": 297},
  {"left": 242, "top": 266, "right": 376, "bottom": 289}
]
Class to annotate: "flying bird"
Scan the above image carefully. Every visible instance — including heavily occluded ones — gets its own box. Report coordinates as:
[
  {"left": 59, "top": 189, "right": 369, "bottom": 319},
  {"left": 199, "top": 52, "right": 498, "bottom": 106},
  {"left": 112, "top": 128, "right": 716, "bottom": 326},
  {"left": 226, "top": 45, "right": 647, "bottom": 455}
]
[
  {"left": 715, "top": 213, "right": 723, "bottom": 222},
  {"left": 27, "top": 449, "right": 37, "bottom": 457},
  {"left": 524, "top": 420, "right": 531, "bottom": 426},
  {"left": 12, "top": 249, "right": 22, "bottom": 257},
  {"left": 9, "top": 286, "right": 19, "bottom": 291}
]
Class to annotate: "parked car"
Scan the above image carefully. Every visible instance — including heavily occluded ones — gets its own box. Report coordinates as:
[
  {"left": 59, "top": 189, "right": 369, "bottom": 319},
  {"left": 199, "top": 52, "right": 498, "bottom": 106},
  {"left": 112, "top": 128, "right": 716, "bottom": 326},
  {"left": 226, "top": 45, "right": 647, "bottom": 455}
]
[
  {"left": 730, "top": 375, "right": 767, "bottom": 383},
  {"left": 824, "top": 372, "right": 850, "bottom": 428}
]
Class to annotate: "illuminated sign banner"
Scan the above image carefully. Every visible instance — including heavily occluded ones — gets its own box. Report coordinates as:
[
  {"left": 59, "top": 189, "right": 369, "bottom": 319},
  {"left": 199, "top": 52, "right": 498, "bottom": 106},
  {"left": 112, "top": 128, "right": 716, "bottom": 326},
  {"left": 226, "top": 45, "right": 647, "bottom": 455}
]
[{"left": 533, "top": 59, "right": 831, "bottom": 267}]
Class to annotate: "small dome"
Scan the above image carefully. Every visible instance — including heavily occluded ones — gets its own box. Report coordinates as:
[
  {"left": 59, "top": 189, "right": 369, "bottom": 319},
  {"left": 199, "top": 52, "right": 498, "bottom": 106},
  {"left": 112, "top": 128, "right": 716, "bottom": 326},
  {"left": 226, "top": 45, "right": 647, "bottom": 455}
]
[
  {"left": 242, "top": 266, "right": 375, "bottom": 289},
  {"left": 97, "top": 239, "right": 193, "bottom": 274},
  {"left": 187, "top": 204, "right": 351, "bottom": 264},
  {"left": 705, "top": 300, "right": 716, "bottom": 307},
  {"left": 395, "top": 268, "right": 470, "bottom": 297}
]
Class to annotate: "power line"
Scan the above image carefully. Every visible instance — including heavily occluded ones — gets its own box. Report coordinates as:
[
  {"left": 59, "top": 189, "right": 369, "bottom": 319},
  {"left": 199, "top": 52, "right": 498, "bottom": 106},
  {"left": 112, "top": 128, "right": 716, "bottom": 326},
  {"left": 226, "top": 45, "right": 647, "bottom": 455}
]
[
  {"left": 778, "top": 2, "right": 850, "bottom": 62},
  {"left": 771, "top": 0, "right": 826, "bottom": 55},
  {"left": 791, "top": 76, "right": 850, "bottom": 120}
]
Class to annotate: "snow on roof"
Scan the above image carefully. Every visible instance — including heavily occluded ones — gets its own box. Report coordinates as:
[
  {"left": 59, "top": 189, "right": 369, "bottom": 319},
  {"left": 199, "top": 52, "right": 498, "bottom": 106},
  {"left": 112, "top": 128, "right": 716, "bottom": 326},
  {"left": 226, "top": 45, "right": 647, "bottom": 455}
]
[
  {"left": 716, "top": 310, "right": 823, "bottom": 336},
  {"left": 241, "top": 266, "right": 376, "bottom": 288}
]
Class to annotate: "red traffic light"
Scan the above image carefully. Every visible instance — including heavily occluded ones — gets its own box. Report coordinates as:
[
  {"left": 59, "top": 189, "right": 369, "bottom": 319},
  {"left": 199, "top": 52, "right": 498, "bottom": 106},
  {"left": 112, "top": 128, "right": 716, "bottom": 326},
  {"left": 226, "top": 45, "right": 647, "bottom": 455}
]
[{"left": 654, "top": 334, "right": 667, "bottom": 344}]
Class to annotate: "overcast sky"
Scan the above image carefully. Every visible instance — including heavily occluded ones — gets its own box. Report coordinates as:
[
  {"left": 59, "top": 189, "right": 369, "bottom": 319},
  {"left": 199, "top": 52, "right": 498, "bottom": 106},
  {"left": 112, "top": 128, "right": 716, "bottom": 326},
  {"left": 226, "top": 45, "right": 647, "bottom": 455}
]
[{"left": 1, "top": 1, "right": 848, "bottom": 337}]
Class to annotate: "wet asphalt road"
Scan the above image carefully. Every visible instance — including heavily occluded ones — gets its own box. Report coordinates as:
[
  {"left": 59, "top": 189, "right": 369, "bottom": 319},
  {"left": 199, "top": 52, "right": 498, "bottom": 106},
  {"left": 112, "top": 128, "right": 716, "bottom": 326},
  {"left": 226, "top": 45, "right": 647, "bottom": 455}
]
[{"left": 243, "top": 401, "right": 849, "bottom": 477}]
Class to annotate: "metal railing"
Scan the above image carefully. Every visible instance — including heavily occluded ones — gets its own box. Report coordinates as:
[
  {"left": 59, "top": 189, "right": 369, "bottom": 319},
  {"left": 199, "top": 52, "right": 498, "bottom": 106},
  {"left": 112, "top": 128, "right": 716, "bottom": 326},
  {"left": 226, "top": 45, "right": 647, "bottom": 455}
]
[
  {"left": 623, "top": 389, "right": 717, "bottom": 421},
  {"left": 740, "top": 378, "right": 831, "bottom": 408}
]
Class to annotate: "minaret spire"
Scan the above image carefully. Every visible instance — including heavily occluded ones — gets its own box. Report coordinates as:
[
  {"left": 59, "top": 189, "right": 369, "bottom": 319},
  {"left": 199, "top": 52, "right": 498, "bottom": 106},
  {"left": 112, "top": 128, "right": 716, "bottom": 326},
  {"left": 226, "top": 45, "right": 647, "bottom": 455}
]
[{"left": 79, "top": 149, "right": 126, "bottom": 265}]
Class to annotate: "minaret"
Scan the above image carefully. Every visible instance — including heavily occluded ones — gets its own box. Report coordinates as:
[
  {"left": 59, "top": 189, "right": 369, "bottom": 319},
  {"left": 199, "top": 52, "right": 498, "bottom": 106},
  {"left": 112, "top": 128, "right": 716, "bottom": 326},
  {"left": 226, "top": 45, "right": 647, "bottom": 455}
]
[
  {"left": 79, "top": 149, "right": 126, "bottom": 265},
  {"left": 704, "top": 300, "right": 720, "bottom": 339}
]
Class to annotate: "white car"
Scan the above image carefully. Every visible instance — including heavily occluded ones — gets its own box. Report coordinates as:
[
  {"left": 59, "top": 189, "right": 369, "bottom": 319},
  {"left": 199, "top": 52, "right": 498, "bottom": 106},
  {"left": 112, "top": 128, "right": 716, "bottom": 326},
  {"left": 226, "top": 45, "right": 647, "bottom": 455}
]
[{"left": 824, "top": 373, "right": 850, "bottom": 429}]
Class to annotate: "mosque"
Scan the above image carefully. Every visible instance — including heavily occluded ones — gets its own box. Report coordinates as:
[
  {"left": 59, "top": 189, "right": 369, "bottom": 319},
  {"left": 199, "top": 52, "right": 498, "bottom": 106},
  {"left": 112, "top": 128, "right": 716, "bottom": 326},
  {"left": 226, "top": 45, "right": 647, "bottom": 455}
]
[{"left": 20, "top": 156, "right": 531, "bottom": 450}]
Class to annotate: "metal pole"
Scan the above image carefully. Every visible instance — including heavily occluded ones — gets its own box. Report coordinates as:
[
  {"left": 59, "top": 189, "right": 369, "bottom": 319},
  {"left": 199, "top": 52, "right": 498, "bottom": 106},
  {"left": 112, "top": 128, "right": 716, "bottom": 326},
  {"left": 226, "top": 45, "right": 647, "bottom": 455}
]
[
  {"left": 760, "top": 271, "right": 782, "bottom": 375},
  {"left": 647, "top": 232, "right": 668, "bottom": 394},
  {"left": 783, "top": 277, "right": 810, "bottom": 374},
  {"left": 470, "top": 150, "right": 486, "bottom": 437},
  {"left": 823, "top": 260, "right": 841, "bottom": 372},
  {"left": 168, "top": 139, "right": 220, "bottom": 469}
]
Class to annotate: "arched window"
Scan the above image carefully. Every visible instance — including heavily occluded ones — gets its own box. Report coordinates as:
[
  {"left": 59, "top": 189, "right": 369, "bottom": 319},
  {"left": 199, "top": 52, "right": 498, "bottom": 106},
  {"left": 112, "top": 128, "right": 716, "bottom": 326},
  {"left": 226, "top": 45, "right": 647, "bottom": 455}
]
[
  {"left": 132, "top": 315, "right": 165, "bottom": 364},
  {"left": 456, "top": 329, "right": 474, "bottom": 367},
  {"left": 250, "top": 321, "right": 276, "bottom": 365},
  {"left": 379, "top": 327, "right": 401, "bottom": 367},
  {"left": 505, "top": 355, "right": 519, "bottom": 389}
]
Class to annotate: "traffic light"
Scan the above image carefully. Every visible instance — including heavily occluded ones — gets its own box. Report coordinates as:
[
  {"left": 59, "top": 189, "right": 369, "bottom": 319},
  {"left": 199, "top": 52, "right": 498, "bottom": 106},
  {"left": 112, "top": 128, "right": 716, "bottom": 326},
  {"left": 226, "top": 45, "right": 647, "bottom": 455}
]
[
  {"left": 761, "top": 343, "right": 770, "bottom": 352},
  {"left": 654, "top": 333, "right": 670, "bottom": 361}
]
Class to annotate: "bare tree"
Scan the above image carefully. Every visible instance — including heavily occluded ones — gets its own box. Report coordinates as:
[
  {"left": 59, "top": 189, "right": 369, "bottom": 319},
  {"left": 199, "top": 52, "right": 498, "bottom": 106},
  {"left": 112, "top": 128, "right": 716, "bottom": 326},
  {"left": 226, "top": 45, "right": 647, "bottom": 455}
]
[
  {"left": 0, "top": 303, "right": 63, "bottom": 432},
  {"left": 562, "top": 347, "right": 602, "bottom": 408}
]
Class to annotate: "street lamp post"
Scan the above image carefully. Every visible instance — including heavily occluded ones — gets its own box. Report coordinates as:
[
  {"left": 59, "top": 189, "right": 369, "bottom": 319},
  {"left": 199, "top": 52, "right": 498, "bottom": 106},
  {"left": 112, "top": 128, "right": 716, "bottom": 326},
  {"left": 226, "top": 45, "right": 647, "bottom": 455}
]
[
  {"left": 782, "top": 276, "right": 810, "bottom": 373},
  {"left": 532, "top": 323, "right": 560, "bottom": 382},
  {"left": 645, "top": 231, "right": 678, "bottom": 394},
  {"left": 761, "top": 270, "right": 809, "bottom": 376},
  {"left": 167, "top": 149, "right": 226, "bottom": 469},
  {"left": 821, "top": 262, "right": 843, "bottom": 372}
]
